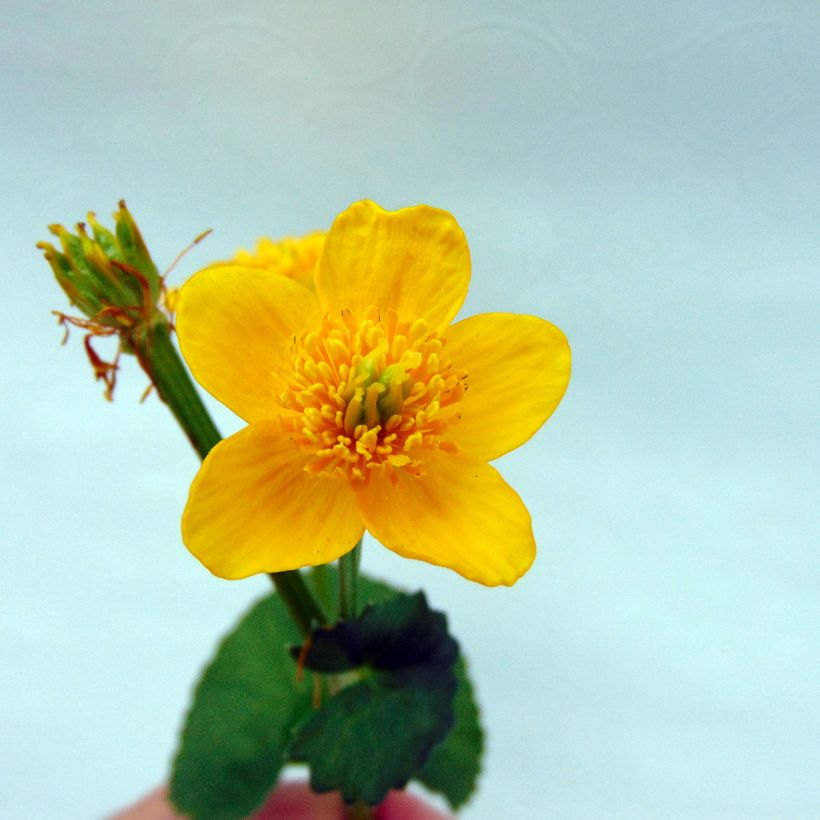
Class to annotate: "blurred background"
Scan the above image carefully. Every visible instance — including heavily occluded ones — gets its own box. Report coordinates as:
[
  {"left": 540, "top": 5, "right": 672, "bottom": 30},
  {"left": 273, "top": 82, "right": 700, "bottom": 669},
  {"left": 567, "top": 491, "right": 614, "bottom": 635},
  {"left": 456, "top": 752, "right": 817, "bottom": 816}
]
[{"left": 2, "top": 1, "right": 818, "bottom": 817}]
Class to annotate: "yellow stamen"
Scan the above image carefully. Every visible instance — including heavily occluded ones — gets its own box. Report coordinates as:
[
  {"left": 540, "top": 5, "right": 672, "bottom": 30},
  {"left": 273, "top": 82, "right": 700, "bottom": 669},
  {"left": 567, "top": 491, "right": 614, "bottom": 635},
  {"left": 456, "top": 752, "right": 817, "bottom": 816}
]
[{"left": 280, "top": 306, "right": 467, "bottom": 484}]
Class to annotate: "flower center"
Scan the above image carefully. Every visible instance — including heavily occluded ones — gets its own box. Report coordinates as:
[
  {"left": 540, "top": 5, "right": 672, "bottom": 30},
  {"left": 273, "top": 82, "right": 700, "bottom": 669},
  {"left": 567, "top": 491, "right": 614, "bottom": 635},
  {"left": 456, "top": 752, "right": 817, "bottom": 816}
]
[{"left": 280, "top": 306, "right": 466, "bottom": 484}]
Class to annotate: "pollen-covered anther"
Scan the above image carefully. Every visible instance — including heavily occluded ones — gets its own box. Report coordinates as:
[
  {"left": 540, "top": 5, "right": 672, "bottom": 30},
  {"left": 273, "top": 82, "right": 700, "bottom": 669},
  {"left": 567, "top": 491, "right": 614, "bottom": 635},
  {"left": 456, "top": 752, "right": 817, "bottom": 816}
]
[{"left": 280, "top": 306, "right": 466, "bottom": 484}]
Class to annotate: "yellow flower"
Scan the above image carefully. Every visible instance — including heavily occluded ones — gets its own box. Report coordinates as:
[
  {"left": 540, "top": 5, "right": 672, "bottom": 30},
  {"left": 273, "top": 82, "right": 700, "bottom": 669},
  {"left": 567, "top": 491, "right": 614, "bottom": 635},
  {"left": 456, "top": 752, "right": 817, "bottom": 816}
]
[
  {"left": 164, "top": 231, "right": 325, "bottom": 313},
  {"left": 177, "top": 201, "right": 570, "bottom": 586},
  {"left": 219, "top": 231, "right": 325, "bottom": 291}
]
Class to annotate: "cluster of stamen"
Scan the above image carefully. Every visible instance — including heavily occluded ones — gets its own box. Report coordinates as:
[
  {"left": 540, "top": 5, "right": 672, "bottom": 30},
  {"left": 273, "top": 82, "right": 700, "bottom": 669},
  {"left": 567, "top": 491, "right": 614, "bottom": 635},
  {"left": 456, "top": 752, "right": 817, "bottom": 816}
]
[{"left": 279, "top": 306, "right": 466, "bottom": 485}]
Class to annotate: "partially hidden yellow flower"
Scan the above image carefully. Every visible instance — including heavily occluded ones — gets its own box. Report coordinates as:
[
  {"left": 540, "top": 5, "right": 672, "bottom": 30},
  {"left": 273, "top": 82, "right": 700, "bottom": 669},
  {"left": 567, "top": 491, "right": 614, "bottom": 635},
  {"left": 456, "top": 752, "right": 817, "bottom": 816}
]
[
  {"left": 219, "top": 231, "right": 325, "bottom": 291},
  {"left": 177, "top": 201, "right": 570, "bottom": 586},
  {"left": 164, "top": 230, "right": 325, "bottom": 313}
]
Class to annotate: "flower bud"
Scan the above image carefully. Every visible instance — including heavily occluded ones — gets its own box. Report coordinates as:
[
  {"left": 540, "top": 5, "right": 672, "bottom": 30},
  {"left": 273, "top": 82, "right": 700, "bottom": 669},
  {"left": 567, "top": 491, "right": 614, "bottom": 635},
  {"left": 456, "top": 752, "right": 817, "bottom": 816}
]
[
  {"left": 38, "top": 200, "right": 163, "bottom": 334},
  {"left": 39, "top": 201, "right": 171, "bottom": 399}
]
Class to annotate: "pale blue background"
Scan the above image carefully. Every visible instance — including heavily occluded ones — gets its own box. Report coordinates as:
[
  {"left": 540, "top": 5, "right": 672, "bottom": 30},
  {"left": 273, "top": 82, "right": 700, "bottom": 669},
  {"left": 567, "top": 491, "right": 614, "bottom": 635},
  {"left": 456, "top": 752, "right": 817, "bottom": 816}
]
[{"left": 2, "top": 2, "right": 818, "bottom": 818}]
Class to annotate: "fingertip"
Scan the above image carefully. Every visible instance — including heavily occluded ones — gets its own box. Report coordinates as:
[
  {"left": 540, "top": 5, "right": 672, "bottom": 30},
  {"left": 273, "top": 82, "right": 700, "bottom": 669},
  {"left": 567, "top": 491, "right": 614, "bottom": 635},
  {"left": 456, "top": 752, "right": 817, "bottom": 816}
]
[
  {"left": 108, "top": 786, "right": 181, "bottom": 820},
  {"left": 253, "top": 781, "right": 345, "bottom": 820},
  {"left": 375, "top": 790, "right": 453, "bottom": 820}
]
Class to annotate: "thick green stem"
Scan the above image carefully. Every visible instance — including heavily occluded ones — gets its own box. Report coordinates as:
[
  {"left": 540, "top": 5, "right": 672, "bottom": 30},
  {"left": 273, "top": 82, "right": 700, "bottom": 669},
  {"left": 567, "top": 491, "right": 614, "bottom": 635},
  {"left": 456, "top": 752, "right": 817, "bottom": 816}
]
[
  {"left": 269, "top": 571, "right": 328, "bottom": 637},
  {"left": 339, "top": 539, "right": 362, "bottom": 620},
  {"left": 311, "top": 564, "right": 332, "bottom": 617},
  {"left": 135, "top": 317, "right": 326, "bottom": 635},
  {"left": 134, "top": 319, "right": 221, "bottom": 459}
]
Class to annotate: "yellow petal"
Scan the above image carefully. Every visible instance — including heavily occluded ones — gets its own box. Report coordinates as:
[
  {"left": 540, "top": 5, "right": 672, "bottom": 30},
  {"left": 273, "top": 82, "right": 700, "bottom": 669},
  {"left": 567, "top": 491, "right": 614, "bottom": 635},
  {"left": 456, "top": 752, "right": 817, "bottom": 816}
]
[
  {"left": 315, "top": 200, "right": 470, "bottom": 330},
  {"left": 445, "top": 313, "right": 570, "bottom": 461},
  {"left": 182, "top": 421, "right": 364, "bottom": 579},
  {"left": 177, "top": 265, "right": 320, "bottom": 422},
  {"left": 358, "top": 450, "right": 535, "bottom": 586}
]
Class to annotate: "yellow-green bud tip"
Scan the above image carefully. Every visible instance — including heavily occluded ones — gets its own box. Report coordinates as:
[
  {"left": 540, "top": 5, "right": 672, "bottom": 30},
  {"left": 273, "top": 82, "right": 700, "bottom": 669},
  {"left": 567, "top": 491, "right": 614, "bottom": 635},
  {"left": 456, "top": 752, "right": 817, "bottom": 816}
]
[{"left": 40, "top": 203, "right": 164, "bottom": 334}]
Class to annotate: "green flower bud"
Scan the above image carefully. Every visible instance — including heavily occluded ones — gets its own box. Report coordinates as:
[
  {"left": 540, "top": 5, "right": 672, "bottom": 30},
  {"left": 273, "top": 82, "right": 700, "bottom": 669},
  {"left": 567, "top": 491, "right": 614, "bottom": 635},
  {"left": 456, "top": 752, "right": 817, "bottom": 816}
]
[
  {"left": 38, "top": 200, "right": 162, "bottom": 334},
  {"left": 39, "top": 201, "right": 170, "bottom": 400}
]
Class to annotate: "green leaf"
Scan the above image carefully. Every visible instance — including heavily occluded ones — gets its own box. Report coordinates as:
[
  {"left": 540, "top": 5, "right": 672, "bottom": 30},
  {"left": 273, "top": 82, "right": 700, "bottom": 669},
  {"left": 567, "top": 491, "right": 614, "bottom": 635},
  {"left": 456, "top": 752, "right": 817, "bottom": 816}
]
[
  {"left": 170, "top": 592, "right": 314, "bottom": 820},
  {"left": 170, "top": 568, "right": 485, "bottom": 816},
  {"left": 418, "top": 656, "right": 484, "bottom": 810},
  {"left": 311, "top": 569, "right": 485, "bottom": 810},
  {"left": 289, "top": 592, "right": 459, "bottom": 805}
]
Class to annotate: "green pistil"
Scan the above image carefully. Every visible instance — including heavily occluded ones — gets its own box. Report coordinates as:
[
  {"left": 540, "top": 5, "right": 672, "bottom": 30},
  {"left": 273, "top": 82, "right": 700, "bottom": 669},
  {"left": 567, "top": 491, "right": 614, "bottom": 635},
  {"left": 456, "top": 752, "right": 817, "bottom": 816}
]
[
  {"left": 376, "top": 374, "right": 405, "bottom": 420},
  {"left": 349, "top": 361, "right": 410, "bottom": 430},
  {"left": 363, "top": 382, "right": 384, "bottom": 427}
]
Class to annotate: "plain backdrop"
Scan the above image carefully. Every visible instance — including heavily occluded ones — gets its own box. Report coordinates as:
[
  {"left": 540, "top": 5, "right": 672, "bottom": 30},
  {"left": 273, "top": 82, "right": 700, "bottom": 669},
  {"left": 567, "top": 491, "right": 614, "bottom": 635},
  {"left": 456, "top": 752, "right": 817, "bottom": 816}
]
[{"left": 2, "top": 2, "right": 818, "bottom": 818}]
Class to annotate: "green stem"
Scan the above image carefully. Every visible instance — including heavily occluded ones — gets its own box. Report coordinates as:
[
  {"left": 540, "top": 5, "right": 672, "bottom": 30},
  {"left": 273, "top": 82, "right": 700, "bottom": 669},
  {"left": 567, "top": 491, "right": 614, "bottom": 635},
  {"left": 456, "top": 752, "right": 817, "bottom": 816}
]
[
  {"left": 134, "top": 319, "right": 221, "bottom": 459},
  {"left": 135, "top": 317, "right": 327, "bottom": 635},
  {"left": 346, "top": 801, "right": 374, "bottom": 820},
  {"left": 339, "top": 539, "right": 362, "bottom": 620},
  {"left": 311, "top": 564, "right": 332, "bottom": 618},
  {"left": 269, "top": 571, "right": 327, "bottom": 637}
]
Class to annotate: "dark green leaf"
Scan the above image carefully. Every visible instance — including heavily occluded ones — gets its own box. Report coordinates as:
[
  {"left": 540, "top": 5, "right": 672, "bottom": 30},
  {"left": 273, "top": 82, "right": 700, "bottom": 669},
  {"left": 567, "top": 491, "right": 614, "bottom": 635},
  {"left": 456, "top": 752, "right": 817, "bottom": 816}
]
[
  {"left": 289, "top": 592, "right": 459, "bottom": 805},
  {"left": 292, "top": 591, "right": 457, "bottom": 674},
  {"left": 418, "top": 656, "right": 484, "bottom": 809},
  {"left": 312, "top": 570, "right": 485, "bottom": 809},
  {"left": 170, "top": 592, "right": 314, "bottom": 820}
]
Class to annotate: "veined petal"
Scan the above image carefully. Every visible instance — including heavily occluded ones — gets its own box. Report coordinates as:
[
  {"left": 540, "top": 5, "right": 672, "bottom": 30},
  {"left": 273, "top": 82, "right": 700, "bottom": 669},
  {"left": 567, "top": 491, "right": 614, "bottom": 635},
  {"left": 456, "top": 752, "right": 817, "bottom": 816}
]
[
  {"left": 315, "top": 200, "right": 469, "bottom": 331},
  {"left": 177, "top": 265, "right": 321, "bottom": 422},
  {"left": 182, "top": 421, "right": 364, "bottom": 579},
  {"left": 445, "top": 313, "right": 570, "bottom": 461},
  {"left": 358, "top": 450, "right": 535, "bottom": 586}
]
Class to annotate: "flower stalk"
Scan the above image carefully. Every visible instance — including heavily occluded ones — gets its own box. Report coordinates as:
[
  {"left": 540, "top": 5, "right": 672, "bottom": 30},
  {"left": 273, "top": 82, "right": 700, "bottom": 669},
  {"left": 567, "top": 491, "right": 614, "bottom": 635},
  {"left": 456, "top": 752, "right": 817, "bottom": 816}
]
[
  {"left": 338, "top": 539, "right": 362, "bottom": 620},
  {"left": 268, "top": 571, "right": 328, "bottom": 637},
  {"left": 133, "top": 320, "right": 221, "bottom": 460}
]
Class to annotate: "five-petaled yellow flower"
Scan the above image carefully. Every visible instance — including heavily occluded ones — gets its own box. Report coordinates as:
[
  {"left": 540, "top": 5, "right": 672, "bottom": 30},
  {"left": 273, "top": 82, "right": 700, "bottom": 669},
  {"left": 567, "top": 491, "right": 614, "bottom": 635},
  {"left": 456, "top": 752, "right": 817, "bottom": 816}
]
[{"left": 177, "top": 201, "right": 570, "bottom": 586}]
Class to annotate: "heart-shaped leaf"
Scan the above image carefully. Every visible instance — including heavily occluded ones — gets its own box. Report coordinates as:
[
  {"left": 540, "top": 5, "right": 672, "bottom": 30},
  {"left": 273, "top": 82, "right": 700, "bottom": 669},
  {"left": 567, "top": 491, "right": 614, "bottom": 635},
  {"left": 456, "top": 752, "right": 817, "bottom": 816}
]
[
  {"left": 289, "top": 592, "right": 459, "bottom": 805},
  {"left": 418, "top": 656, "right": 484, "bottom": 809},
  {"left": 170, "top": 590, "right": 314, "bottom": 820}
]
